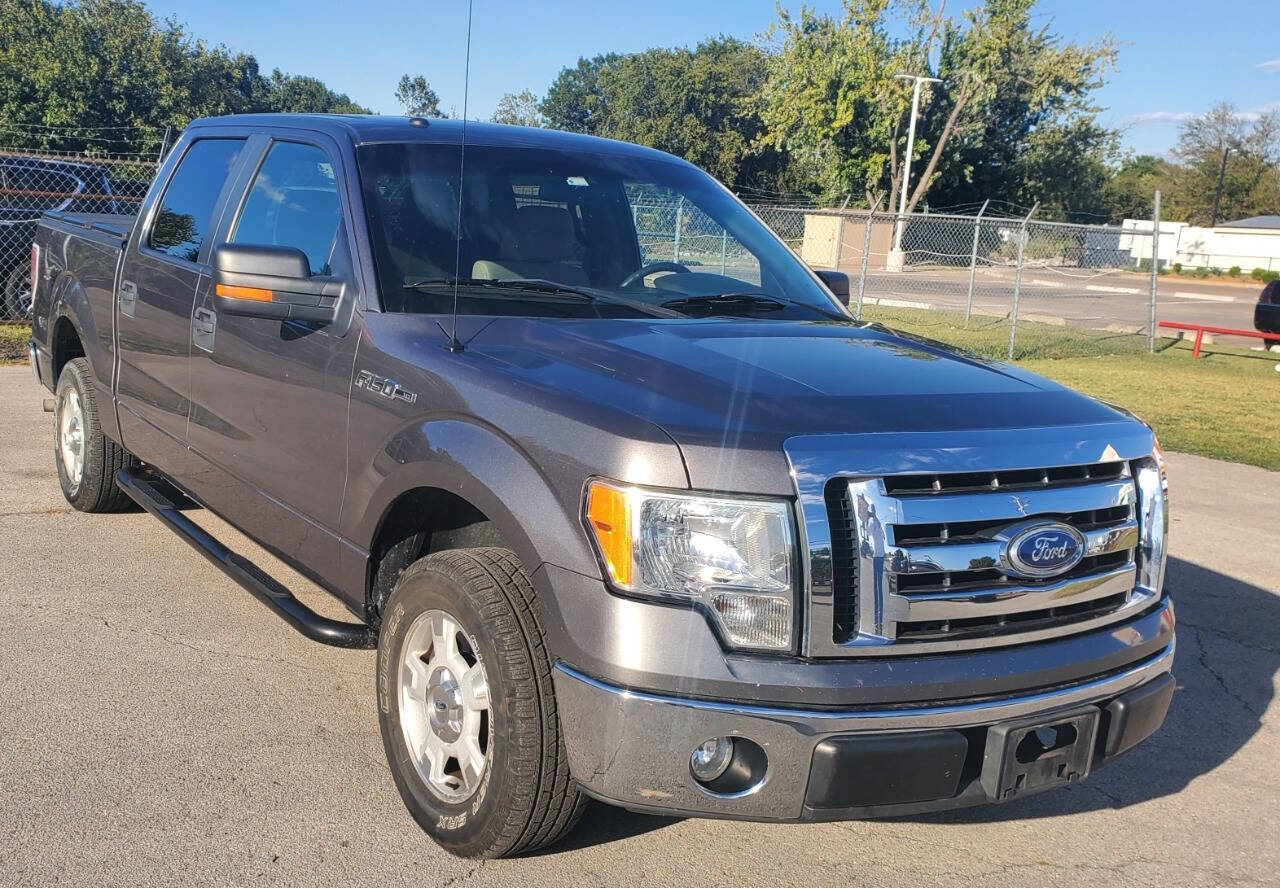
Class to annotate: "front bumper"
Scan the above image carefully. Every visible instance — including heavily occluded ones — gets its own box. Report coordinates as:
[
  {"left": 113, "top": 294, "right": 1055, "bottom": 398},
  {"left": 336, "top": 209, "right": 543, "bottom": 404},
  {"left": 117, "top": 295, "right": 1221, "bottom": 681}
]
[{"left": 553, "top": 640, "right": 1175, "bottom": 821}]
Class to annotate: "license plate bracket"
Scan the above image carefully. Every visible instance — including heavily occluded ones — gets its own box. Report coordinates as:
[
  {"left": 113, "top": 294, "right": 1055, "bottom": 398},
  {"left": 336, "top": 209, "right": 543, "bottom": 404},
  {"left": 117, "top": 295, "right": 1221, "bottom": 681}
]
[{"left": 980, "top": 706, "right": 1100, "bottom": 802}]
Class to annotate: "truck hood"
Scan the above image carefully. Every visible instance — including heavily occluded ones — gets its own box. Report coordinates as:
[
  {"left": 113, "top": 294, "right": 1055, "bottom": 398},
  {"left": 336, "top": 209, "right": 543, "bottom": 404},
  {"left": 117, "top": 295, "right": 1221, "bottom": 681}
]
[{"left": 462, "top": 316, "right": 1128, "bottom": 493}]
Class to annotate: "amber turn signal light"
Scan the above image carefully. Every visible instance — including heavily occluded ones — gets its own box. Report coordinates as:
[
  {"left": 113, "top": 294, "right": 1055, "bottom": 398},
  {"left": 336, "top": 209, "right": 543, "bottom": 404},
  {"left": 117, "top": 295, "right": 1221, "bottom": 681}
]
[
  {"left": 215, "top": 283, "right": 274, "bottom": 302},
  {"left": 585, "top": 480, "right": 632, "bottom": 587}
]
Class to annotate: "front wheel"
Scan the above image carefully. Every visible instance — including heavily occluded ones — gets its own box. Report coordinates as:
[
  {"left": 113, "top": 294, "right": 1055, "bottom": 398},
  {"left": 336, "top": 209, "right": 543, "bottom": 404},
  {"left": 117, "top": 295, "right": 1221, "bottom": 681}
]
[
  {"left": 54, "top": 358, "right": 137, "bottom": 512},
  {"left": 376, "top": 548, "right": 585, "bottom": 858}
]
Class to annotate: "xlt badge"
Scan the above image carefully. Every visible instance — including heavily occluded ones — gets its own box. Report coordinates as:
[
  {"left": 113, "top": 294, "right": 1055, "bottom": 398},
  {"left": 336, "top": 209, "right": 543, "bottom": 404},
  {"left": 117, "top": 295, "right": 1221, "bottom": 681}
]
[{"left": 355, "top": 370, "right": 418, "bottom": 404}]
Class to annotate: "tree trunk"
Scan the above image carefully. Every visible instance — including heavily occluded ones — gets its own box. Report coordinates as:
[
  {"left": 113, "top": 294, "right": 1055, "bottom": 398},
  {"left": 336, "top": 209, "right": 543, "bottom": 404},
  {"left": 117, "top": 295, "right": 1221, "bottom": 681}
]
[{"left": 903, "top": 80, "right": 972, "bottom": 216}]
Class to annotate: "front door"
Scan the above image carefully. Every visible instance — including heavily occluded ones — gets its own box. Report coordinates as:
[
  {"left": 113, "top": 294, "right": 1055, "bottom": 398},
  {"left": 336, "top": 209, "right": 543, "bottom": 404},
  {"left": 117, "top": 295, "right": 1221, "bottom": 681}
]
[
  {"left": 115, "top": 137, "right": 247, "bottom": 471},
  {"left": 184, "top": 137, "right": 359, "bottom": 586}
]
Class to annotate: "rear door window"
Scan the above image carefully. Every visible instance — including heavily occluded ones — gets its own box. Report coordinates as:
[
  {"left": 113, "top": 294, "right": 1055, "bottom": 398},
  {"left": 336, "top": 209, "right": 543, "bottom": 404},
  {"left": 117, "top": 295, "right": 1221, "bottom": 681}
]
[
  {"left": 149, "top": 139, "right": 245, "bottom": 262},
  {"left": 231, "top": 142, "right": 341, "bottom": 275}
]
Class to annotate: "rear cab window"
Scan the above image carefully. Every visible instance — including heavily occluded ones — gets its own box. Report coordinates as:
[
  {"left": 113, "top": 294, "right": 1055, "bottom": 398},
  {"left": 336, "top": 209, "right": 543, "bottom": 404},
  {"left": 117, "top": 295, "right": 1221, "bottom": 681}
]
[{"left": 148, "top": 139, "right": 245, "bottom": 263}]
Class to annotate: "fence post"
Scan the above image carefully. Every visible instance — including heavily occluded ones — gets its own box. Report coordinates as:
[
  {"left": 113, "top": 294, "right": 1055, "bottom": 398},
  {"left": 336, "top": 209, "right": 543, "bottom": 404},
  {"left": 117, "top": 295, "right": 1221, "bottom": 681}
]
[
  {"left": 832, "top": 212, "right": 845, "bottom": 270},
  {"left": 1148, "top": 190, "right": 1161, "bottom": 353},
  {"left": 673, "top": 196, "right": 684, "bottom": 263},
  {"left": 719, "top": 228, "right": 728, "bottom": 274},
  {"left": 1007, "top": 202, "right": 1038, "bottom": 361},
  {"left": 156, "top": 126, "right": 171, "bottom": 168},
  {"left": 854, "top": 196, "right": 882, "bottom": 320},
  {"left": 964, "top": 198, "right": 990, "bottom": 327}
]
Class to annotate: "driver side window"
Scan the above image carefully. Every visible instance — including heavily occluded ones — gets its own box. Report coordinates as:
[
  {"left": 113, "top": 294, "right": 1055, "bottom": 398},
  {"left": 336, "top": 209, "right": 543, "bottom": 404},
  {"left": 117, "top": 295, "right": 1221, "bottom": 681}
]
[{"left": 625, "top": 185, "right": 761, "bottom": 286}]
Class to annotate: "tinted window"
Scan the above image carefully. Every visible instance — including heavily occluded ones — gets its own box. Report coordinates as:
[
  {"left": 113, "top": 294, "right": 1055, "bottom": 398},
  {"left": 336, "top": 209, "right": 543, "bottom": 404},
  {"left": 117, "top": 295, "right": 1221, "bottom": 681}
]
[
  {"left": 149, "top": 139, "right": 244, "bottom": 262},
  {"left": 232, "top": 142, "right": 341, "bottom": 275},
  {"left": 357, "top": 142, "right": 843, "bottom": 320}
]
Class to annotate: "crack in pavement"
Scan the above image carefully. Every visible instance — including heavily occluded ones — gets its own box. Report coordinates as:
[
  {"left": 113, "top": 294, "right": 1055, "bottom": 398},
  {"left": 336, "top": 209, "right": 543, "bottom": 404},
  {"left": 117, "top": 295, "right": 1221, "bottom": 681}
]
[
  {"left": 21, "top": 601, "right": 370, "bottom": 680},
  {"left": 1183, "top": 624, "right": 1264, "bottom": 718}
]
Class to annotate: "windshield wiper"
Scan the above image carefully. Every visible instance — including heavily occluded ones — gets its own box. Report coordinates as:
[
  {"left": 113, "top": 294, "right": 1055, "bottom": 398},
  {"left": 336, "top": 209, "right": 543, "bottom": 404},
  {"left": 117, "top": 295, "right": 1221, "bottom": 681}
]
[
  {"left": 404, "top": 277, "right": 680, "bottom": 318},
  {"left": 404, "top": 277, "right": 597, "bottom": 301},
  {"left": 660, "top": 291, "right": 787, "bottom": 314},
  {"left": 661, "top": 290, "right": 849, "bottom": 321}
]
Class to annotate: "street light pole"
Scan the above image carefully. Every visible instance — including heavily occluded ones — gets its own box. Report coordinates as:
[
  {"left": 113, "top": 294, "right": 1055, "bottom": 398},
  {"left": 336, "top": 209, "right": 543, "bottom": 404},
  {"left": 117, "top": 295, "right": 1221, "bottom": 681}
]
[{"left": 890, "top": 73, "right": 942, "bottom": 263}]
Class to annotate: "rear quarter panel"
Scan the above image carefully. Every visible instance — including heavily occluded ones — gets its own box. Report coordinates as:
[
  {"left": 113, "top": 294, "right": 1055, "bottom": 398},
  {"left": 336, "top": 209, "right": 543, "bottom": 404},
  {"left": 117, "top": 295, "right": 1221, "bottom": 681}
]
[{"left": 34, "top": 218, "right": 128, "bottom": 434}]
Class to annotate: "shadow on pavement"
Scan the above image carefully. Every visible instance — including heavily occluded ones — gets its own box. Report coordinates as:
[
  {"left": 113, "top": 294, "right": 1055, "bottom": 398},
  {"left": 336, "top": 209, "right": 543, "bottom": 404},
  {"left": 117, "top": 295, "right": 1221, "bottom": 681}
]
[
  {"left": 530, "top": 801, "right": 679, "bottom": 855},
  {"left": 909, "top": 555, "right": 1277, "bottom": 822}
]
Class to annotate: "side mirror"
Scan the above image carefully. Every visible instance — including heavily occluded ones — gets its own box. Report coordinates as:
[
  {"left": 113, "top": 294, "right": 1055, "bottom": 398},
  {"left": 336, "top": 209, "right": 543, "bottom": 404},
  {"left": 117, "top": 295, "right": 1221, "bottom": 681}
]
[
  {"left": 813, "top": 268, "right": 850, "bottom": 300},
  {"left": 211, "top": 243, "right": 345, "bottom": 324}
]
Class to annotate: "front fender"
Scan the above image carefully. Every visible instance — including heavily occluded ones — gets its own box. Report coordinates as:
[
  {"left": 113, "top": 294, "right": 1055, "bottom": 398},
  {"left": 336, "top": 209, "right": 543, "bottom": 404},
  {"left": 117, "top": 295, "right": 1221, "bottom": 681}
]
[{"left": 344, "top": 417, "right": 601, "bottom": 583}]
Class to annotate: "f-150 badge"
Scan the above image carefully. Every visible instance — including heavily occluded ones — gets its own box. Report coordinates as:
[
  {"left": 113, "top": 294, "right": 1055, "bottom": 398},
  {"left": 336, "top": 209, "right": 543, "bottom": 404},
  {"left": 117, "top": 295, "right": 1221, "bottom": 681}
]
[{"left": 355, "top": 370, "right": 418, "bottom": 404}]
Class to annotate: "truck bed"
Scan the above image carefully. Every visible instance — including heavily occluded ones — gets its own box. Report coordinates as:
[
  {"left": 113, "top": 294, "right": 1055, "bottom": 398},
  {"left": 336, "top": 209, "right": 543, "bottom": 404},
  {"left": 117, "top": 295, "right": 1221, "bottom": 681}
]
[{"left": 42, "top": 210, "right": 136, "bottom": 242}]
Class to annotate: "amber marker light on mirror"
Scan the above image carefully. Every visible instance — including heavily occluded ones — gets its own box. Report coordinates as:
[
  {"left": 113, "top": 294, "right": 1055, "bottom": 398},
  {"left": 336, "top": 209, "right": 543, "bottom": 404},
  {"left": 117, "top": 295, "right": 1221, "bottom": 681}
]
[
  {"left": 215, "top": 283, "right": 274, "bottom": 302},
  {"left": 585, "top": 481, "right": 632, "bottom": 587}
]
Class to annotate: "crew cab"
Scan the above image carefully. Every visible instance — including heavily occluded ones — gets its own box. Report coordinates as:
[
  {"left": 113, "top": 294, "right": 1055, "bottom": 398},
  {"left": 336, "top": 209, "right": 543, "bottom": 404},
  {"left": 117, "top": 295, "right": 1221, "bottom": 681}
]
[{"left": 27, "top": 114, "right": 1175, "bottom": 859}]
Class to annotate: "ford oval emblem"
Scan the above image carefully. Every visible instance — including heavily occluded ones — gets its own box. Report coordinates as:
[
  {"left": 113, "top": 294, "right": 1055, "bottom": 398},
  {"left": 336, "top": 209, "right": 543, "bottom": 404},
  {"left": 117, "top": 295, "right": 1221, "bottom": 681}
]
[{"left": 1004, "top": 523, "right": 1086, "bottom": 578}]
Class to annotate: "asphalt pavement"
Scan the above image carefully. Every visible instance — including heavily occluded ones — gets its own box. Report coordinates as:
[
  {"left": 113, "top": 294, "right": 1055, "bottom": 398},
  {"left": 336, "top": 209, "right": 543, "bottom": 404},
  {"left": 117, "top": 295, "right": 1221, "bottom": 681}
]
[
  {"left": 855, "top": 267, "right": 1267, "bottom": 344},
  {"left": 1, "top": 365, "right": 1277, "bottom": 887}
]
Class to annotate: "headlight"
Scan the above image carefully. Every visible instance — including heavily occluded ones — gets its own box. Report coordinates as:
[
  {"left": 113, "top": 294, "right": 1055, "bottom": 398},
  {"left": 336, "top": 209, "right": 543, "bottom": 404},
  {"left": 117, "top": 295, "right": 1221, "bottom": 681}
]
[
  {"left": 585, "top": 480, "right": 796, "bottom": 651},
  {"left": 1134, "top": 441, "right": 1169, "bottom": 595}
]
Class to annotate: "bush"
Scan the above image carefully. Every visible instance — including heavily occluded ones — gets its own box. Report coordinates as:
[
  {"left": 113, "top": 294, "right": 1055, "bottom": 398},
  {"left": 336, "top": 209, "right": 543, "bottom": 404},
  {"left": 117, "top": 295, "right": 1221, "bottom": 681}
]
[
  {"left": 1260, "top": 270, "right": 1280, "bottom": 284},
  {"left": 1252, "top": 268, "right": 1270, "bottom": 281},
  {"left": 1172, "top": 262, "right": 1182, "bottom": 274},
  {"left": 1209, "top": 267, "right": 1223, "bottom": 276},
  {"left": 1191, "top": 267, "right": 1210, "bottom": 278},
  {"left": 1228, "top": 265, "right": 1241, "bottom": 277}
]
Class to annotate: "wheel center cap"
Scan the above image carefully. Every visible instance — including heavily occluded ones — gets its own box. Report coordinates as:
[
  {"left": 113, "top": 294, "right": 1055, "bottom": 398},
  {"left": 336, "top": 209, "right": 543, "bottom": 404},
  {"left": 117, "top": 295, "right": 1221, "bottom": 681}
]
[{"left": 426, "top": 667, "right": 463, "bottom": 743}]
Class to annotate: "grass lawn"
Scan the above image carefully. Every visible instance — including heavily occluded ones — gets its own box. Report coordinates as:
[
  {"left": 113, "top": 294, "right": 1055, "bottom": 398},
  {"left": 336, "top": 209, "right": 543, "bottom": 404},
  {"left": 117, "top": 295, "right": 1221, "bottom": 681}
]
[
  {"left": 0, "top": 323, "right": 28, "bottom": 364},
  {"left": 861, "top": 306, "right": 1280, "bottom": 472}
]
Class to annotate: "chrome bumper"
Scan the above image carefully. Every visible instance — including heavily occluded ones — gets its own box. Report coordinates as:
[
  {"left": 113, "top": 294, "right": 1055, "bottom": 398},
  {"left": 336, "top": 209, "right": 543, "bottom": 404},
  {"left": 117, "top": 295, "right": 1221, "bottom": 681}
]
[{"left": 553, "top": 640, "right": 1174, "bottom": 820}]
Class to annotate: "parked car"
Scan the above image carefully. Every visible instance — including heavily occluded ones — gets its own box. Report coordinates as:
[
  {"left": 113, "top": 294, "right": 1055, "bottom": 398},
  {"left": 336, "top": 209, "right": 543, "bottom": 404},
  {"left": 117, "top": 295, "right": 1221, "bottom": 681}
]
[
  {"left": 27, "top": 115, "right": 1175, "bottom": 859},
  {"left": 1256, "top": 279, "right": 1280, "bottom": 348},
  {"left": 1, "top": 154, "right": 120, "bottom": 318}
]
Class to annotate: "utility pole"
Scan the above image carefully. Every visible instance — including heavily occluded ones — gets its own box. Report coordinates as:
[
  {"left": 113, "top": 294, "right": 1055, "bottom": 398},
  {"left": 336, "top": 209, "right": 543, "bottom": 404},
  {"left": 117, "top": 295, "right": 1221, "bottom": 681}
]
[
  {"left": 889, "top": 74, "right": 942, "bottom": 269},
  {"left": 1210, "top": 145, "right": 1233, "bottom": 227}
]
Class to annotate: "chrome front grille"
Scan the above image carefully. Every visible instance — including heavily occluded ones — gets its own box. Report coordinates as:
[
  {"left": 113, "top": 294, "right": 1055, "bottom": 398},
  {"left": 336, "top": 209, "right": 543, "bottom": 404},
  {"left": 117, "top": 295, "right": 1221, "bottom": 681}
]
[{"left": 828, "top": 459, "right": 1153, "bottom": 651}]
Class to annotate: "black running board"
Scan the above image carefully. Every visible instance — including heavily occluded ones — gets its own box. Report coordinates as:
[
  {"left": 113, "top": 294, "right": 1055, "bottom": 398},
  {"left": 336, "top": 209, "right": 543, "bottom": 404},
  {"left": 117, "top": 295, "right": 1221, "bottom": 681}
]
[{"left": 116, "top": 468, "right": 376, "bottom": 649}]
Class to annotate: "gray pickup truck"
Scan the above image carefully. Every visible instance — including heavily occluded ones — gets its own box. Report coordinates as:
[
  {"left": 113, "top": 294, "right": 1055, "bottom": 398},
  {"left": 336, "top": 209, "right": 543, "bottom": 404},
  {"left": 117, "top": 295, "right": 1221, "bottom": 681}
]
[{"left": 27, "top": 114, "right": 1174, "bottom": 859}]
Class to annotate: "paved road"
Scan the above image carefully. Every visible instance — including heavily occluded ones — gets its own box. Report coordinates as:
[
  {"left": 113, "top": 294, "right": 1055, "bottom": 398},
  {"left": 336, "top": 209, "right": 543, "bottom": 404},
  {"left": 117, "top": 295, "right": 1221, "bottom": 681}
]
[
  {"left": 856, "top": 267, "right": 1267, "bottom": 344},
  {"left": 1, "top": 365, "right": 1277, "bottom": 887}
]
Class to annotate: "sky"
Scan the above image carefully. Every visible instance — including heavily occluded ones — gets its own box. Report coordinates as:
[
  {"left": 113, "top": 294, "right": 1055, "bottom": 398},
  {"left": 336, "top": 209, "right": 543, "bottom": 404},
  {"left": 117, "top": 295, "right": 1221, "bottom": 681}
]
[{"left": 146, "top": 0, "right": 1280, "bottom": 157}]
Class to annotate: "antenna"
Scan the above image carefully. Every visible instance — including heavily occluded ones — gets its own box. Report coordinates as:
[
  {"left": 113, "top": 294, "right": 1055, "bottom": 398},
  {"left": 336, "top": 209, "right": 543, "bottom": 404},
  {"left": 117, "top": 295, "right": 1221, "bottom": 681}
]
[{"left": 446, "top": 0, "right": 475, "bottom": 353}]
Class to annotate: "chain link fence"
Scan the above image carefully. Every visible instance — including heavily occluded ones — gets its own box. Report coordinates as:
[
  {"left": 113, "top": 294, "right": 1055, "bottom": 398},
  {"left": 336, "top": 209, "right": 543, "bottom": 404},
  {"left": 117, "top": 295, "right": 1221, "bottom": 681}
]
[
  {"left": 750, "top": 203, "right": 1171, "bottom": 361},
  {"left": 0, "top": 148, "right": 158, "bottom": 320}
]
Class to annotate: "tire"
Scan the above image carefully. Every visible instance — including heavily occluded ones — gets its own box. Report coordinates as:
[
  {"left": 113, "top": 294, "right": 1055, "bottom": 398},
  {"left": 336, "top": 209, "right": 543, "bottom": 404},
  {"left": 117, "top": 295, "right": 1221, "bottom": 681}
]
[
  {"left": 3, "top": 263, "right": 32, "bottom": 320},
  {"left": 376, "top": 547, "right": 585, "bottom": 858},
  {"left": 54, "top": 358, "right": 137, "bottom": 512}
]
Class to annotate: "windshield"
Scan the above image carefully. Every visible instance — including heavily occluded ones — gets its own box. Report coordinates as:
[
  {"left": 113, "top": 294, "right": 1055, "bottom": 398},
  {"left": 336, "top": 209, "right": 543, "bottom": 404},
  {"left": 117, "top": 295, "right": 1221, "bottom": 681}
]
[{"left": 356, "top": 141, "right": 846, "bottom": 321}]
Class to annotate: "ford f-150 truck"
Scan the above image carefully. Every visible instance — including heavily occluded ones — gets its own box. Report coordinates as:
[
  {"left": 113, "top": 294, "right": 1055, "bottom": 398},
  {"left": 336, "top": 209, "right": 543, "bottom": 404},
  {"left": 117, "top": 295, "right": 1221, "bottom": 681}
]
[{"left": 27, "top": 114, "right": 1175, "bottom": 859}]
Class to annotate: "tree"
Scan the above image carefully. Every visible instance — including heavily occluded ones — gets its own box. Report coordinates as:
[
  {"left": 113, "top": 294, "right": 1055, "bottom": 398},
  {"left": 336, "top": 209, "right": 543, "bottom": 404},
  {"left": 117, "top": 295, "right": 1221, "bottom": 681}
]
[
  {"left": 759, "top": 0, "right": 1117, "bottom": 215},
  {"left": 0, "top": 0, "right": 367, "bottom": 155},
  {"left": 540, "top": 54, "right": 618, "bottom": 133},
  {"left": 395, "top": 74, "right": 443, "bottom": 118},
  {"left": 1100, "top": 154, "right": 1176, "bottom": 223},
  {"left": 1169, "top": 103, "right": 1280, "bottom": 226},
  {"left": 259, "top": 70, "right": 367, "bottom": 115},
  {"left": 491, "top": 89, "right": 543, "bottom": 127},
  {"left": 539, "top": 40, "right": 794, "bottom": 194}
]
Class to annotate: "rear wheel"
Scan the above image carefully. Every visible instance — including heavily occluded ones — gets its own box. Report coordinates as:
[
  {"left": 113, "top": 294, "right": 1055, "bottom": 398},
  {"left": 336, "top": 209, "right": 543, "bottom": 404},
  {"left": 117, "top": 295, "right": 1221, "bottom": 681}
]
[
  {"left": 376, "top": 547, "right": 585, "bottom": 858},
  {"left": 54, "top": 358, "right": 137, "bottom": 512}
]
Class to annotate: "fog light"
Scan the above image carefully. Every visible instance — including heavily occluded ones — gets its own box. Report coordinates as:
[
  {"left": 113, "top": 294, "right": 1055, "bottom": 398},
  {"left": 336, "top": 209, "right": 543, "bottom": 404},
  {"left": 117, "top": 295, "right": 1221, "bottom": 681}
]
[{"left": 690, "top": 737, "right": 734, "bottom": 783}]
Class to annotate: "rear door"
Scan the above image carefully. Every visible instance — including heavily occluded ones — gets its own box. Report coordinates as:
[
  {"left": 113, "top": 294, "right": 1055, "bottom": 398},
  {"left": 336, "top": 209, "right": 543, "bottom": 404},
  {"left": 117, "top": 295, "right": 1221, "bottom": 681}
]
[
  {"left": 184, "top": 134, "right": 360, "bottom": 584},
  {"left": 114, "top": 136, "right": 250, "bottom": 470}
]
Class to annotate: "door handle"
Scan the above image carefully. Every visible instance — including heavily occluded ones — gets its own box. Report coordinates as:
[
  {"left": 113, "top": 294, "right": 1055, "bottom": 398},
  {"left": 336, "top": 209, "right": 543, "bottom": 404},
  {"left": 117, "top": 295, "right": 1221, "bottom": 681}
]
[
  {"left": 193, "top": 308, "right": 216, "bottom": 352},
  {"left": 119, "top": 280, "right": 137, "bottom": 318}
]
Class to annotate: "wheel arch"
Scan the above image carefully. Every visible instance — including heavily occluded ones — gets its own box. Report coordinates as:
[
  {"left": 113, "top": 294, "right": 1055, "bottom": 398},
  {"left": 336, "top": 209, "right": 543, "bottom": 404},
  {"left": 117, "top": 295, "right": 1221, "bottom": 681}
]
[{"left": 352, "top": 418, "right": 600, "bottom": 619}]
